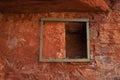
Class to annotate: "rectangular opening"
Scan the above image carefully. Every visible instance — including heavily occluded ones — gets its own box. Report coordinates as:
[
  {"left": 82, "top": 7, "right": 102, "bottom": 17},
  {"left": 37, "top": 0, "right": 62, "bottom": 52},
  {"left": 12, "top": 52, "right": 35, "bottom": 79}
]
[
  {"left": 40, "top": 18, "right": 90, "bottom": 62},
  {"left": 65, "top": 22, "right": 87, "bottom": 59}
]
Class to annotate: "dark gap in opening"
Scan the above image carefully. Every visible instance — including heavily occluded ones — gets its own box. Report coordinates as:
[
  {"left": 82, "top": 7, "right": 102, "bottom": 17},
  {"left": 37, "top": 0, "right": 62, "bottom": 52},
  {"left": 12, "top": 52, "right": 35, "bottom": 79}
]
[{"left": 65, "top": 22, "right": 87, "bottom": 59}]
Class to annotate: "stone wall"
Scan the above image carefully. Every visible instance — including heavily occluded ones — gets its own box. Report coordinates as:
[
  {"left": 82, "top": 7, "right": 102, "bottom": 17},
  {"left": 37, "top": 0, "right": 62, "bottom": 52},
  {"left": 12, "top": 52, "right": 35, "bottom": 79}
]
[{"left": 0, "top": 2, "right": 120, "bottom": 80}]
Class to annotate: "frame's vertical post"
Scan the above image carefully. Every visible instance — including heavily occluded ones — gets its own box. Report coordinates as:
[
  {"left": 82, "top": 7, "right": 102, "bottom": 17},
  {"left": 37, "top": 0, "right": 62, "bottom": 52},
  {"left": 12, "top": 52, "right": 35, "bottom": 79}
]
[
  {"left": 39, "top": 20, "right": 44, "bottom": 61},
  {"left": 86, "top": 21, "right": 90, "bottom": 60}
]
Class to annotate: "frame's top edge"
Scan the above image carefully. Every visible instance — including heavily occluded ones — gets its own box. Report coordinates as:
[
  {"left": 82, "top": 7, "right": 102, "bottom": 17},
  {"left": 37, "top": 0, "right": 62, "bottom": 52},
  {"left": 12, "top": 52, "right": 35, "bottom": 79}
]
[{"left": 41, "top": 18, "right": 89, "bottom": 22}]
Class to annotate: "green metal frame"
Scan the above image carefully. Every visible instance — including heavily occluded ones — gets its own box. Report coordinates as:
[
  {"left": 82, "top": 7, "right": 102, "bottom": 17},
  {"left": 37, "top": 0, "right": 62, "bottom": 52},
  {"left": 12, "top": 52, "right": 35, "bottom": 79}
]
[{"left": 39, "top": 18, "right": 90, "bottom": 62}]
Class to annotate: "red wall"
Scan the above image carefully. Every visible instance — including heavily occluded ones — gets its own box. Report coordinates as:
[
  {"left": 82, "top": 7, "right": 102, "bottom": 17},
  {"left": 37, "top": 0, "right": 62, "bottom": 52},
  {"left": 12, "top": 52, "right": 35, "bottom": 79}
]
[
  {"left": 0, "top": 2, "right": 120, "bottom": 80},
  {"left": 42, "top": 22, "right": 66, "bottom": 59}
]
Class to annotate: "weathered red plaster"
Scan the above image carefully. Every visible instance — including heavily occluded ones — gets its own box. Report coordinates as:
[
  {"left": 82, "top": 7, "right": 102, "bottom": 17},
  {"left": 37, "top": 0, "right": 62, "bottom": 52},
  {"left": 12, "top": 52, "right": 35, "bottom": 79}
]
[
  {"left": 0, "top": 1, "right": 120, "bottom": 80},
  {"left": 42, "top": 22, "right": 66, "bottom": 59}
]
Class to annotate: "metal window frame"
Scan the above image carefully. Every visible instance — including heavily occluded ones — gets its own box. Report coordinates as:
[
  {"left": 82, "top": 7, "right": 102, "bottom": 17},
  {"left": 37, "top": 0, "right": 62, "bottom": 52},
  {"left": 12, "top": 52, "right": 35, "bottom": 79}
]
[{"left": 39, "top": 18, "right": 90, "bottom": 62}]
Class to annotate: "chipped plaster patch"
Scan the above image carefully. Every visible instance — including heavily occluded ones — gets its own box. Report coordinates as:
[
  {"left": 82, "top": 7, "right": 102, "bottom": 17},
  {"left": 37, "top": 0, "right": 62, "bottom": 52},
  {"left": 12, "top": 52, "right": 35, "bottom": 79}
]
[{"left": 7, "top": 38, "right": 18, "bottom": 49}]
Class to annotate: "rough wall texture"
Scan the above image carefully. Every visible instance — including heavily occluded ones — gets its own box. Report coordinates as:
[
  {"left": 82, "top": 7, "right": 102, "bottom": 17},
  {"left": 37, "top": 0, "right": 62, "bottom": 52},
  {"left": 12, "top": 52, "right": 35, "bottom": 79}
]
[
  {"left": 42, "top": 22, "right": 66, "bottom": 59},
  {"left": 0, "top": 2, "right": 120, "bottom": 80}
]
